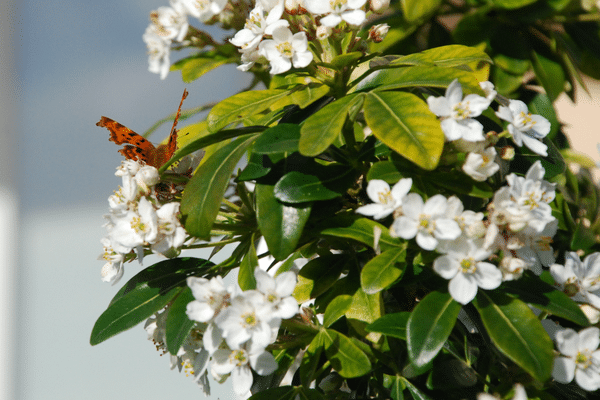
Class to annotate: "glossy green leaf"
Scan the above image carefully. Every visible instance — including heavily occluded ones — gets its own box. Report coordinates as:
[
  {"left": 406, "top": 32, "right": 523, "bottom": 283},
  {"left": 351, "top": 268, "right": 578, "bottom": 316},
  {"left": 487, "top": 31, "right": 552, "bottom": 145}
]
[
  {"left": 270, "top": 83, "right": 331, "bottom": 110},
  {"left": 391, "top": 45, "right": 492, "bottom": 68},
  {"left": 502, "top": 273, "right": 589, "bottom": 326},
  {"left": 473, "top": 291, "right": 554, "bottom": 382},
  {"left": 181, "top": 134, "right": 259, "bottom": 239},
  {"left": 401, "top": 0, "right": 443, "bottom": 22},
  {"left": 248, "top": 386, "right": 296, "bottom": 400},
  {"left": 346, "top": 287, "right": 382, "bottom": 325},
  {"left": 383, "top": 374, "right": 406, "bottom": 400},
  {"left": 361, "top": 246, "right": 407, "bottom": 294},
  {"left": 366, "top": 312, "right": 411, "bottom": 340},
  {"left": 360, "top": 66, "right": 482, "bottom": 95},
  {"left": 402, "top": 376, "right": 434, "bottom": 400},
  {"left": 207, "top": 89, "right": 289, "bottom": 132},
  {"left": 239, "top": 236, "right": 258, "bottom": 290},
  {"left": 492, "top": 0, "right": 538, "bottom": 9},
  {"left": 366, "top": 160, "right": 404, "bottom": 183},
  {"left": 429, "top": 172, "right": 494, "bottom": 199},
  {"left": 256, "top": 183, "right": 311, "bottom": 260},
  {"left": 364, "top": 91, "right": 444, "bottom": 170},
  {"left": 531, "top": 51, "right": 565, "bottom": 102},
  {"left": 407, "top": 290, "right": 461, "bottom": 367},
  {"left": 273, "top": 166, "right": 355, "bottom": 203},
  {"left": 299, "top": 93, "right": 365, "bottom": 157},
  {"left": 91, "top": 258, "right": 213, "bottom": 345},
  {"left": 321, "top": 328, "right": 372, "bottom": 378},
  {"left": 320, "top": 215, "right": 401, "bottom": 251},
  {"left": 165, "top": 287, "right": 196, "bottom": 355},
  {"left": 323, "top": 295, "right": 353, "bottom": 328},
  {"left": 300, "top": 332, "right": 324, "bottom": 387},
  {"left": 293, "top": 254, "right": 347, "bottom": 303},
  {"left": 253, "top": 124, "right": 301, "bottom": 155},
  {"left": 176, "top": 56, "right": 228, "bottom": 83}
]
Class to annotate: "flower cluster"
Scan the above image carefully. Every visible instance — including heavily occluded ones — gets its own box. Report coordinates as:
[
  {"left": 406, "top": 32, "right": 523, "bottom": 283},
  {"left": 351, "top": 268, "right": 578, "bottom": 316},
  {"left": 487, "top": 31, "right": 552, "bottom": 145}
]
[
  {"left": 99, "top": 160, "right": 188, "bottom": 284},
  {"left": 357, "top": 159, "right": 559, "bottom": 304},
  {"left": 143, "top": 0, "right": 229, "bottom": 79},
  {"left": 183, "top": 267, "right": 298, "bottom": 397},
  {"left": 552, "top": 326, "right": 600, "bottom": 391}
]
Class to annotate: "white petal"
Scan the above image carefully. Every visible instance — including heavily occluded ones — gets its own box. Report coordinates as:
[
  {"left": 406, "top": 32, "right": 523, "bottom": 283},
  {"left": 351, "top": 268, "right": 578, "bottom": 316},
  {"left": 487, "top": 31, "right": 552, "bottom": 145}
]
[
  {"left": 391, "top": 216, "right": 418, "bottom": 239},
  {"left": 423, "top": 194, "right": 447, "bottom": 215},
  {"left": 575, "top": 367, "right": 600, "bottom": 391},
  {"left": 232, "top": 365, "right": 254, "bottom": 395},
  {"left": 457, "top": 119, "right": 485, "bottom": 142},
  {"left": 391, "top": 178, "right": 412, "bottom": 202},
  {"left": 402, "top": 193, "right": 424, "bottom": 216},
  {"left": 320, "top": 14, "right": 343, "bottom": 27},
  {"left": 473, "top": 262, "right": 502, "bottom": 290},
  {"left": 441, "top": 119, "right": 464, "bottom": 141},
  {"left": 520, "top": 134, "right": 548, "bottom": 156},
  {"left": 433, "top": 255, "right": 459, "bottom": 279},
  {"left": 578, "top": 327, "right": 600, "bottom": 352},
  {"left": 556, "top": 328, "right": 580, "bottom": 357},
  {"left": 434, "top": 219, "right": 462, "bottom": 240},
  {"left": 427, "top": 96, "right": 451, "bottom": 117},
  {"left": 449, "top": 273, "right": 478, "bottom": 305},
  {"left": 446, "top": 79, "right": 463, "bottom": 105},
  {"left": 552, "top": 356, "right": 575, "bottom": 383},
  {"left": 356, "top": 203, "right": 391, "bottom": 219},
  {"left": 341, "top": 9, "right": 366, "bottom": 26},
  {"left": 275, "top": 271, "right": 297, "bottom": 297},
  {"left": 416, "top": 231, "right": 438, "bottom": 250},
  {"left": 462, "top": 94, "right": 490, "bottom": 116},
  {"left": 255, "top": 268, "right": 276, "bottom": 293},
  {"left": 495, "top": 105, "right": 513, "bottom": 123},
  {"left": 186, "top": 301, "right": 215, "bottom": 322},
  {"left": 292, "top": 50, "right": 313, "bottom": 68},
  {"left": 366, "top": 179, "right": 391, "bottom": 203},
  {"left": 250, "top": 351, "right": 279, "bottom": 375}
]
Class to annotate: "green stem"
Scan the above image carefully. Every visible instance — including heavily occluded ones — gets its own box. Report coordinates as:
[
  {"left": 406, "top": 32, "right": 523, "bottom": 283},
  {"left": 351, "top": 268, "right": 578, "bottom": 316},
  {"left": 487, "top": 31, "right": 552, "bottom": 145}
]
[{"left": 185, "top": 237, "right": 241, "bottom": 249}]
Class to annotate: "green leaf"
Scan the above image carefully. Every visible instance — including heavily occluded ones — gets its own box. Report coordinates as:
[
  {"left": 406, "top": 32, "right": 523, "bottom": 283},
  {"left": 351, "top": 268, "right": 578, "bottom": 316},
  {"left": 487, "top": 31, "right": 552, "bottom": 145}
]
[
  {"left": 361, "top": 246, "right": 407, "bottom": 294},
  {"left": 401, "top": 0, "right": 443, "bottom": 22},
  {"left": 176, "top": 56, "right": 228, "bottom": 83},
  {"left": 531, "top": 51, "right": 565, "bottom": 102},
  {"left": 293, "top": 254, "right": 347, "bottom": 303},
  {"left": 165, "top": 287, "right": 196, "bottom": 355},
  {"left": 366, "top": 312, "right": 411, "bottom": 340},
  {"left": 299, "top": 94, "right": 365, "bottom": 157},
  {"left": 248, "top": 386, "right": 296, "bottom": 400},
  {"left": 239, "top": 236, "right": 258, "bottom": 291},
  {"left": 346, "top": 287, "right": 383, "bottom": 325},
  {"left": 391, "top": 45, "right": 493, "bottom": 68},
  {"left": 256, "top": 183, "right": 311, "bottom": 260},
  {"left": 407, "top": 290, "right": 461, "bottom": 367},
  {"left": 181, "top": 134, "right": 259, "bottom": 239},
  {"left": 473, "top": 290, "right": 554, "bottom": 382},
  {"left": 320, "top": 215, "right": 401, "bottom": 251},
  {"left": 383, "top": 374, "right": 406, "bottom": 400},
  {"left": 207, "top": 89, "right": 289, "bottom": 132},
  {"left": 273, "top": 166, "right": 356, "bottom": 203},
  {"left": 364, "top": 91, "right": 444, "bottom": 170},
  {"left": 91, "top": 258, "right": 213, "bottom": 345},
  {"left": 360, "top": 66, "right": 482, "bottom": 95},
  {"left": 270, "top": 83, "right": 331, "bottom": 110},
  {"left": 492, "top": 0, "right": 538, "bottom": 9},
  {"left": 321, "top": 328, "right": 372, "bottom": 378},
  {"left": 402, "top": 376, "right": 434, "bottom": 400},
  {"left": 366, "top": 160, "right": 404, "bottom": 183},
  {"left": 323, "top": 294, "right": 353, "bottom": 328},
  {"left": 253, "top": 124, "right": 301, "bottom": 155},
  {"left": 429, "top": 172, "right": 494, "bottom": 199},
  {"left": 502, "top": 274, "right": 589, "bottom": 326}
]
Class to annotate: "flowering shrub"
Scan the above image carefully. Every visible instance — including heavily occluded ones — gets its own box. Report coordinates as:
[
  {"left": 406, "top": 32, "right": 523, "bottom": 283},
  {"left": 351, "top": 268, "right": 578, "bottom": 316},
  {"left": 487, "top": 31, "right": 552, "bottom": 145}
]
[{"left": 91, "top": 1, "right": 600, "bottom": 399}]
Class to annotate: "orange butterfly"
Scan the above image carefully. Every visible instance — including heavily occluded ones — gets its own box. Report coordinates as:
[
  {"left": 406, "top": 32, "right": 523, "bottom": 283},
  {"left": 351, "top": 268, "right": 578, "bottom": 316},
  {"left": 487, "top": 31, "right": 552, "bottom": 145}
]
[{"left": 96, "top": 89, "right": 189, "bottom": 168}]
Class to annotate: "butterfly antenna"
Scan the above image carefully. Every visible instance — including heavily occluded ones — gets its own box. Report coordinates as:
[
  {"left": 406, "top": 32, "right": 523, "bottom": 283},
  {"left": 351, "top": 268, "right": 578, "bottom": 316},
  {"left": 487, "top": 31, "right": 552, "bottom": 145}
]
[{"left": 169, "top": 88, "right": 189, "bottom": 137}]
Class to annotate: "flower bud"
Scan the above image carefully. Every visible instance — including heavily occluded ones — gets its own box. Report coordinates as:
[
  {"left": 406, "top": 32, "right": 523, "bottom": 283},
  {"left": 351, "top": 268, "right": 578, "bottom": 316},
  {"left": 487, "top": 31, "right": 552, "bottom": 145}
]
[
  {"left": 370, "top": 0, "right": 390, "bottom": 13},
  {"left": 316, "top": 25, "right": 332, "bottom": 40},
  {"left": 580, "top": 304, "right": 600, "bottom": 324},
  {"left": 368, "top": 24, "right": 389, "bottom": 43},
  {"left": 135, "top": 165, "right": 160, "bottom": 193},
  {"left": 499, "top": 146, "right": 515, "bottom": 160}
]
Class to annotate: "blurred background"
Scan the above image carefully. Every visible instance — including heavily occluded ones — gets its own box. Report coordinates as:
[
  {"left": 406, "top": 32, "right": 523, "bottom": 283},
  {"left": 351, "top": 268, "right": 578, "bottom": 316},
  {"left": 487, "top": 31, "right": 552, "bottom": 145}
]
[{"left": 1, "top": 0, "right": 599, "bottom": 399}]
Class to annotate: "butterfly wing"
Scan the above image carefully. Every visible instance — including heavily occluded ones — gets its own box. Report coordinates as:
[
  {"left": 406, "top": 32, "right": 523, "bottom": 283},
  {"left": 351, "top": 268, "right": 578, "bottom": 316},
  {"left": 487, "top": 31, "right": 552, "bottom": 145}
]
[{"left": 96, "top": 116, "right": 156, "bottom": 164}]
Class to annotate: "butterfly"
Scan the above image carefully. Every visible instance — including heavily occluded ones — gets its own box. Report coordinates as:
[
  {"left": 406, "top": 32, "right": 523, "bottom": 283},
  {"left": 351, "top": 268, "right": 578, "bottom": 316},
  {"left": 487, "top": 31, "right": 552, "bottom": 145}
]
[{"left": 96, "top": 89, "right": 189, "bottom": 168}]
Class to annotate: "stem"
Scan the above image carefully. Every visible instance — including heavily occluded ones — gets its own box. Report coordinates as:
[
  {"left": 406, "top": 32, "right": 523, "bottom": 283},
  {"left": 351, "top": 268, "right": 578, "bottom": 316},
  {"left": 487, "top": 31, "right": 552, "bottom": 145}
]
[
  {"left": 222, "top": 198, "right": 241, "bottom": 212},
  {"left": 185, "top": 237, "right": 241, "bottom": 249}
]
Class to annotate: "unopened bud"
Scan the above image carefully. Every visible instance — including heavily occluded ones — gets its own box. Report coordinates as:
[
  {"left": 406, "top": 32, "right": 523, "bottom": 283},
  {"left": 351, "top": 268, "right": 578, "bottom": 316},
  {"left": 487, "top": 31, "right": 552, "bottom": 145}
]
[
  {"left": 135, "top": 166, "right": 160, "bottom": 193},
  {"left": 285, "top": 0, "right": 307, "bottom": 14},
  {"left": 500, "top": 146, "right": 515, "bottom": 160},
  {"left": 316, "top": 25, "right": 332, "bottom": 40},
  {"left": 370, "top": 0, "right": 390, "bottom": 13},
  {"left": 580, "top": 304, "right": 600, "bottom": 324},
  {"left": 368, "top": 23, "right": 389, "bottom": 43}
]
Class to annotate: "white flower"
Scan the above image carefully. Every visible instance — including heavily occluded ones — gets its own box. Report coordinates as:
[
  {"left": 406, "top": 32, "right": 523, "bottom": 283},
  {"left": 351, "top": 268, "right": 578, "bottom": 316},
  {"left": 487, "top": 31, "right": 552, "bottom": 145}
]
[
  {"left": 99, "top": 237, "right": 125, "bottom": 284},
  {"left": 462, "top": 147, "right": 500, "bottom": 182},
  {"left": 152, "top": 202, "right": 187, "bottom": 256},
  {"left": 254, "top": 268, "right": 299, "bottom": 319},
  {"left": 356, "top": 178, "right": 412, "bottom": 220},
  {"left": 107, "top": 197, "right": 158, "bottom": 253},
  {"left": 143, "top": 25, "right": 171, "bottom": 80},
  {"left": 211, "top": 346, "right": 278, "bottom": 396},
  {"left": 514, "top": 219, "right": 558, "bottom": 275},
  {"left": 433, "top": 237, "right": 502, "bottom": 305},
  {"left": 258, "top": 26, "right": 313, "bottom": 74},
  {"left": 216, "top": 290, "right": 279, "bottom": 351},
  {"left": 230, "top": 3, "right": 288, "bottom": 50},
  {"left": 179, "top": 0, "right": 227, "bottom": 22},
  {"left": 443, "top": 196, "right": 485, "bottom": 239},
  {"left": 135, "top": 165, "right": 160, "bottom": 194},
  {"left": 479, "top": 81, "right": 497, "bottom": 102},
  {"left": 552, "top": 327, "right": 600, "bottom": 391},
  {"left": 477, "top": 384, "right": 527, "bottom": 400},
  {"left": 551, "top": 252, "right": 600, "bottom": 309},
  {"left": 304, "top": 0, "right": 367, "bottom": 27},
  {"left": 186, "top": 276, "right": 233, "bottom": 323},
  {"left": 390, "top": 193, "right": 462, "bottom": 251},
  {"left": 149, "top": 3, "right": 189, "bottom": 42},
  {"left": 427, "top": 79, "right": 491, "bottom": 142},
  {"left": 369, "top": 0, "right": 390, "bottom": 13},
  {"left": 496, "top": 99, "right": 551, "bottom": 156}
]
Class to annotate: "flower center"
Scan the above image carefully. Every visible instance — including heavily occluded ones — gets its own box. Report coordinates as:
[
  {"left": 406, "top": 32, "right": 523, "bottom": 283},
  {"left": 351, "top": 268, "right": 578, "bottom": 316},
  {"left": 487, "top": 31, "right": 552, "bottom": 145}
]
[
  {"left": 419, "top": 215, "right": 435, "bottom": 234},
  {"left": 377, "top": 188, "right": 393, "bottom": 205},
  {"left": 242, "top": 312, "right": 258, "bottom": 328},
  {"left": 516, "top": 111, "right": 536, "bottom": 130},
  {"left": 230, "top": 349, "right": 249, "bottom": 367},
  {"left": 452, "top": 102, "right": 471, "bottom": 120},
  {"left": 131, "top": 216, "right": 148, "bottom": 234},
  {"left": 460, "top": 258, "right": 477, "bottom": 274},
  {"left": 277, "top": 41, "right": 293, "bottom": 58},
  {"left": 329, "top": 0, "right": 347, "bottom": 12},
  {"left": 576, "top": 350, "right": 593, "bottom": 370}
]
